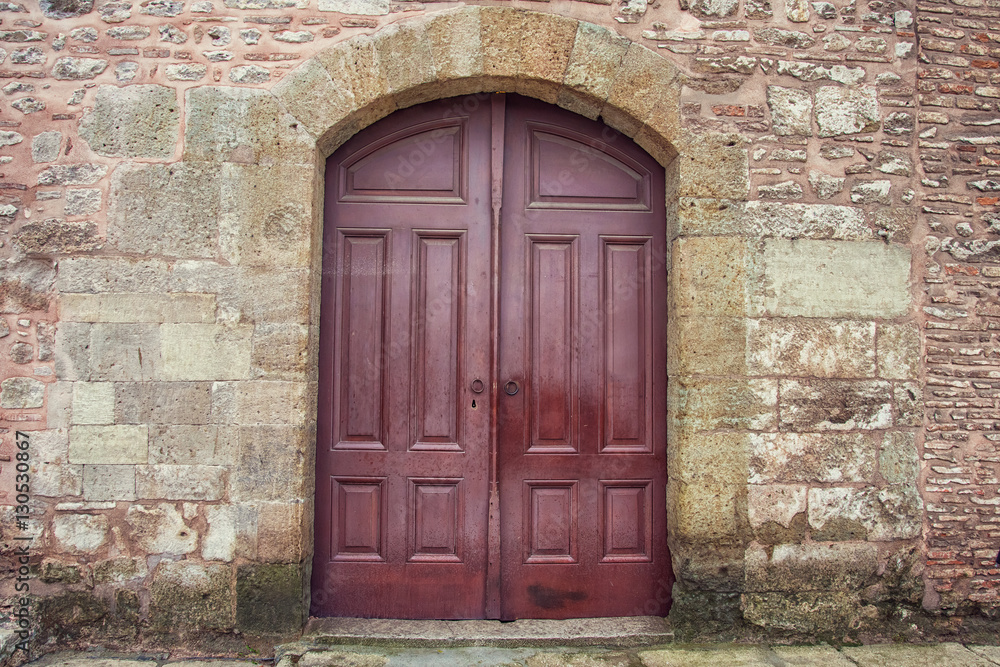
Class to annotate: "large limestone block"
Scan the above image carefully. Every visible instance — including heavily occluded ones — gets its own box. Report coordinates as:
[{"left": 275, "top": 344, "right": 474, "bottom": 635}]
[
  {"left": 315, "top": 35, "right": 395, "bottom": 150},
  {"left": 669, "top": 317, "right": 747, "bottom": 376},
  {"left": 114, "top": 382, "right": 212, "bottom": 425},
  {"left": 747, "top": 319, "right": 876, "bottom": 377},
  {"left": 212, "top": 381, "right": 311, "bottom": 426},
  {"left": 743, "top": 542, "right": 877, "bottom": 592},
  {"left": 230, "top": 424, "right": 312, "bottom": 502},
  {"left": 675, "top": 133, "right": 748, "bottom": 200},
  {"left": 88, "top": 323, "right": 162, "bottom": 381},
  {"left": 252, "top": 323, "right": 311, "bottom": 381},
  {"left": 126, "top": 503, "right": 198, "bottom": 554},
  {"left": 150, "top": 424, "right": 237, "bottom": 465},
  {"left": 879, "top": 431, "right": 918, "bottom": 485},
  {"left": 671, "top": 236, "right": 752, "bottom": 317},
  {"left": 34, "top": 462, "right": 83, "bottom": 497},
  {"left": 61, "top": 293, "right": 216, "bottom": 323},
  {"left": 56, "top": 257, "right": 172, "bottom": 294},
  {"left": 183, "top": 87, "right": 315, "bottom": 164},
  {"left": 481, "top": 8, "right": 577, "bottom": 102},
  {"left": 136, "top": 464, "right": 226, "bottom": 500},
  {"left": 108, "top": 163, "right": 221, "bottom": 258},
  {"left": 258, "top": 500, "right": 309, "bottom": 562},
  {"left": 236, "top": 563, "right": 307, "bottom": 635},
  {"left": 762, "top": 240, "right": 910, "bottom": 318},
  {"left": 749, "top": 432, "right": 877, "bottom": 483},
  {"left": 52, "top": 513, "right": 108, "bottom": 554},
  {"left": 82, "top": 464, "right": 137, "bottom": 501},
  {"left": 677, "top": 200, "right": 871, "bottom": 240},
  {"left": 747, "top": 484, "right": 806, "bottom": 528},
  {"left": 670, "top": 481, "right": 739, "bottom": 542},
  {"left": 79, "top": 85, "right": 179, "bottom": 158},
  {"left": 168, "top": 264, "right": 312, "bottom": 325},
  {"left": 877, "top": 322, "right": 920, "bottom": 379},
  {"left": 219, "top": 163, "right": 314, "bottom": 268},
  {"left": 742, "top": 591, "right": 877, "bottom": 633},
  {"left": 160, "top": 323, "right": 253, "bottom": 381},
  {"left": 808, "top": 485, "right": 921, "bottom": 540},
  {"left": 149, "top": 560, "right": 233, "bottom": 632},
  {"left": 671, "top": 430, "right": 749, "bottom": 485},
  {"left": 779, "top": 379, "right": 892, "bottom": 431},
  {"left": 671, "top": 377, "right": 777, "bottom": 431},
  {"left": 68, "top": 425, "right": 148, "bottom": 464}
]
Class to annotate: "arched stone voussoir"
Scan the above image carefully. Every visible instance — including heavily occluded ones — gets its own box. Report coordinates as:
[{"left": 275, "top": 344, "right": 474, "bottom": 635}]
[{"left": 271, "top": 5, "right": 685, "bottom": 164}]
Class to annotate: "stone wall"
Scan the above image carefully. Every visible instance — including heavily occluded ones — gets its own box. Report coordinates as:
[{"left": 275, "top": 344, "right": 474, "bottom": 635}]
[{"left": 0, "top": 0, "right": 995, "bottom": 654}]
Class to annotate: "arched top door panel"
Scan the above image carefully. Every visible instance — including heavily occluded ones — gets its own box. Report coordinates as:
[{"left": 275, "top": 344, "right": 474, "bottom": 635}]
[
  {"left": 525, "top": 123, "right": 652, "bottom": 212},
  {"left": 337, "top": 117, "right": 468, "bottom": 204}
]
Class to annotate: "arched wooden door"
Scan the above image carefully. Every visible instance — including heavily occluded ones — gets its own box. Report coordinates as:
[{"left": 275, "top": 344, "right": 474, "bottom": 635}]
[{"left": 313, "top": 94, "right": 670, "bottom": 620}]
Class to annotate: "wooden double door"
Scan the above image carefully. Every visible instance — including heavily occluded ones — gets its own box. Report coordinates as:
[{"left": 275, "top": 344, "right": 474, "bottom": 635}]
[{"left": 313, "top": 95, "right": 670, "bottom": 620}]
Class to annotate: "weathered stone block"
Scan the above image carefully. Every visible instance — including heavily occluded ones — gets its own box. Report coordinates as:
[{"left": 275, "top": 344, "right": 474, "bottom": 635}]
[
  {"left": 56, "top": 257, "right": 171, "bottom": 294},
  {"left": 748, "top": 319, "right": 876, "bottom": 378},
  {"left": 315, "top": 35, "right": 393, "bottom": 142},
  {"left": 671, "top": 481, "right": 739, "bottom": 542},
  {"left": 160, "top": 324, "right": 253, "bottom": 382},
  {"left": 213, "top": 381, "right": 310, "bottom": 426},
  {"left": 373, "top": 19, "right": 437, "bottom": 105},
  {"left": 762, "top": 240, "right": 910, "bottom": 318},
  {"left": 252, "top": 323, "right": 311, "bottom": 380},
  {"left": 319, "top": 0, "right": 388, "bottom": 14},
  {"left": 126, "top": 503, "right": 198, "bottom": 554},
  {"left": 894, "top": 382, "right": 921, "bottom": 427},
  {"left": 149, "top": 424, "right": 237, "bottom": 465},
  {"left": 270, "top": 59, "right": 356, "bottom": 145},
  {"left": 32, "top": 131, "right": 61, "bottom": 162},
  {"left": 779, "top": 380, "right": 892, "bottom": 431},
  {"left": 52, "top": 513, "right": 108, "bottom": 554},
  {"left": 258, "top": 500, "right": 309, "bottom": 563},
  {"left": 13, "top": 219, "right": 100, "bottom": 255},
  {"left": 672, "top": 431, "right": 748, "bottom": 487},
  {"left": 669, "top": 317, "right": 747, "bottom": 376},
  {"left": 88, "top": 323, "right": 162, "bottom": 381},
  {"left": 878, "top": 323, "right": 920, "bottom": 380},
  {"left": 150, "top": 560, "right": 233, "bottom": 632},
  {"left": 750, "top": 432, "right": 877, "bottom": 483},
  {"left": 68, "top": 425, "right": 148, "bottom": 464},
  {"left": 815, "top": 85, "right": 880, "bottom": 137},
  {"left": 64, "top": 188, "right": 102, "bottom": 216},
  {"left": 744, "top": 542, "right": 877, "bottom": 592},
  {"left": 219, "top": 163, "right": 314, "bottom": 268},
  {"left": 115, "top": 382, "right": 212, "bottom": 425},
  {"left": 79, "top": 85, "right": 179, "bottom": 158},
  {"left": 0, "top": 259, "right": 55, "bottom": 313},
  {"left": 0, "top": 376, "right": 45, "bottom": 408},
  {"left": 236, "top": 563, "right": 306, "bottom": 635},
  {"left": 52, "top": 56, "right": 108, "bottom": 80},
  {"left": 230, "top": 424, "right": 312, "bottom": 502},
  {"left": 34, "top": 462, "right": 83, "bottom": 497},
  {"left": 203, "top": 504, "right": 237, "bottom": 561},
  {"left": 742, "top": 591, "right": 877, "bottom": 633},
  {"left": 767, "top": 85, "right": 812, "bottom": 136},
  {"left": 677, "top": 200, "right": 871, "bottom": 240},
  {"left": 61, "top": 293, "right": 217, "bottom": 323},
  {"left": 426, "top": 7, "right": 483, "bottom": 85},
  {"left": 808, "top": 485, "right": 921, "bottom": 540},
  {"left": 676, "top": 133, "right": 749, "bottom": 199},
  {"left": 82, "top": 464, "right": 136, "bottom": 501},
  {"left": 108, "top": 163, "right": 221, "bottom": 258},
  {"left": 136, "top": 464, "right": 226, "bottom": 500},
  {"left": 671, "top": 236, "right": 751, "bottom": 317},
  {"left": 880, "top": 431, "right": 918, "bottom": 485},
  {"left": 671, "top": 377, "right": 777, "bottom": 432},
  {"left": 747, "top": 484, "right": 806, "bottom": 528},
  {"left": 94, "top": 557, "right": 148, "bottom": 584},
  {"left": 38, "top": 163, "right": 107, "bottom": 186},
  {"left": 72, "top": 382, "right": 114, "bottom": 425}
]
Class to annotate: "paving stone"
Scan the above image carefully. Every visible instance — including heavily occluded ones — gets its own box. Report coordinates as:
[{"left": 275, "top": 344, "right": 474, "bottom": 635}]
[
  {"left": 842, "top": 644, "right": 993, "bottom": 667},
  {"left": 639, "top": 647, "right": 772, "bottom": 666}
]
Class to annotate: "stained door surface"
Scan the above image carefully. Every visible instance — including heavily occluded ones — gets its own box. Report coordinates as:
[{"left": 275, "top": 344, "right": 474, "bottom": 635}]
[{"left": 314, "top": 95, "right": 670, "bottom": 620}]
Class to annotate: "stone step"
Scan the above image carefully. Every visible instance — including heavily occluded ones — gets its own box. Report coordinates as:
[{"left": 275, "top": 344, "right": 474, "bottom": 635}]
[{"left": 290, "top": 616, "right": 673, "bottom": 649}]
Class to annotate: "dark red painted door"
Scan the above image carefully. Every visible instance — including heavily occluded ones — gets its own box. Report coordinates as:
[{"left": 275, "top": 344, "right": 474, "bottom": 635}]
[{"left": 314, "top": 95, "right": 671, "bottom": 620}]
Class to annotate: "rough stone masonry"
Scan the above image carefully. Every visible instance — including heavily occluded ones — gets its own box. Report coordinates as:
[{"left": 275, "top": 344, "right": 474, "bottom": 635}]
[{"left": 0, "top": 0, "right": 997, "bottom": 655}]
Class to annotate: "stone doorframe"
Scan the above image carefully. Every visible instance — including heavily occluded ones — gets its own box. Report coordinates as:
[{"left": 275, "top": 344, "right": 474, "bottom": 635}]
[{"left": 192, "top": 5, "right": 753, "bottom": 630}]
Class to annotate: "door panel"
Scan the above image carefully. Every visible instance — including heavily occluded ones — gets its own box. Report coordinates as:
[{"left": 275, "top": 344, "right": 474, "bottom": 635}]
[
  {"left": 314, "top": 95, "right": 671, "bottom": 621},
  {"left": 497, "top": 96, "right": 670, "bottom": 620},
  {"left": 314, "top": 98, "right": 492, "bottom": 619}
]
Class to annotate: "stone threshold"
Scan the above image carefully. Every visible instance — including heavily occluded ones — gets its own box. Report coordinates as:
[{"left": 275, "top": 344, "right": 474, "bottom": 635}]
[{"left": 292, "top": 616, "right": 673, "bottom": 649}]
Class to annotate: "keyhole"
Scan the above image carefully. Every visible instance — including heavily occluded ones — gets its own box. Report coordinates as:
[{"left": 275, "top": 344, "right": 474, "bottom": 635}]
[{"left": 471, "top": 399, "right": 477, "bottom": 409}]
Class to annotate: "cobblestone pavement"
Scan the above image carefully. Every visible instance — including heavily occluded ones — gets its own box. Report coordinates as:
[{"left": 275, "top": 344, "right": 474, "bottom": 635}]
[{"left": 16, "top": 643, "right": 1000, "bottom": 667}]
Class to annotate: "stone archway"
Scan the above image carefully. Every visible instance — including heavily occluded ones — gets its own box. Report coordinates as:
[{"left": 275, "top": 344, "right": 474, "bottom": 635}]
[{"left": 186, "top": 5, "right": 754, "bottom": 631}]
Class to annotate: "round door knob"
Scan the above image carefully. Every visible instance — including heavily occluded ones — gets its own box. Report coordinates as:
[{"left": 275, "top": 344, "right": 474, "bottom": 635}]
[
  {"left": 504, "top": 380, "right": 519, "bottom": 396},
  {"left": 471, "top": 379, "right": 485, "bottom": 394}
]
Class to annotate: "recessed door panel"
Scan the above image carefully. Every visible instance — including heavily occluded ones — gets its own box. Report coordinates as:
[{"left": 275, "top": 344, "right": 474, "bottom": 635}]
[{"left": 315, "top": 94, "right": 670, "bottom": 621}]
